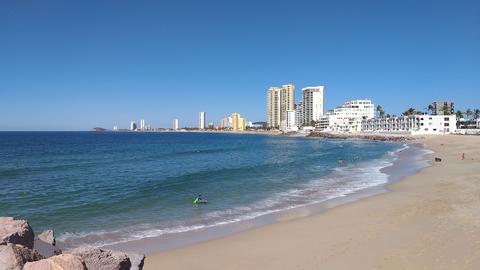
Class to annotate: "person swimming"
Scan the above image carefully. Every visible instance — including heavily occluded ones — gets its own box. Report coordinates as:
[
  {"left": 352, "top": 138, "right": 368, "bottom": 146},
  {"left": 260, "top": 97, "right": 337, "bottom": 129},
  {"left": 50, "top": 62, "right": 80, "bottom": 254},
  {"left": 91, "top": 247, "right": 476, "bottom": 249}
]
[{"left": 193, "top": 193, "right": 207, "bottom": 204}]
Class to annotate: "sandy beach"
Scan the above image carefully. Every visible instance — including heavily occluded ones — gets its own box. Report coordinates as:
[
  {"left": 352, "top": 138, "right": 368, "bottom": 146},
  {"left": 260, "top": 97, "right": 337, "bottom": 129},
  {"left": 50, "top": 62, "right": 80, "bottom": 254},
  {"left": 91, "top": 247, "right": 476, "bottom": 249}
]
[{"left": 144, "top": 135, "right": 480, "bottom": 269}]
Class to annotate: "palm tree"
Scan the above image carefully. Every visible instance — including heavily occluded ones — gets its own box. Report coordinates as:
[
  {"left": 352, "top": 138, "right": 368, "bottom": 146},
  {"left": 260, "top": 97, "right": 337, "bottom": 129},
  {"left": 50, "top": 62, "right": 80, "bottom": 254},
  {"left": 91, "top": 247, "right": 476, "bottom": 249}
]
[
  {"left": 427, "top": 104, "right": 434, "bottom": 114},
  {"left": 455, "top": 110, "right": 464, "bottom": 119},
  {"left": 402, "top": 108, "right": 417, "bottom": 116},
  {"left": 474, "top": 109, "right": 480, "bottom": 120},
  {"left": 466, "top": 109, "right": 473, "bottom": 120},
  {"left": 376, "top": 105, "right": 385, "bottom": 118}
]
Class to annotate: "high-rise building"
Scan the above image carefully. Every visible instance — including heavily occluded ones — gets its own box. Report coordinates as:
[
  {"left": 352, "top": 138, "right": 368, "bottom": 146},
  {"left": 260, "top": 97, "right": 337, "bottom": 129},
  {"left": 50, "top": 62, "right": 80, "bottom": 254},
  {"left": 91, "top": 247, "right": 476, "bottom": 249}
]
[
  {"left": 295, "top": 102, "right": 303, "bottom": 127},
  {"left": 285, "top": 110, "right": 298, "bottom": 131},
  {"left": 267, "top": 87, "right": 281, "bottom": 129},
  {"left": 199, "top": 112, "right": 206, "bottom": 130},
  {"left": 231, "top": 113, "right": 246, "bottom": 131},
  {"left": 302, "top": 86, "right": 324, "bottom": 126},
  {"left": 280, "top": 84, "right": 295, "bottom": 129},
  {"left": 267, "top": 84, "right": 295, "bottom": 129},
  {"left": 130, "top": 121, "right": 137, "bottom": 131},
  {"left": 173, "top": 119, "right": 179, "bottom": 130},
  {"left": 432, "top": 101, "right": 454, "bottom": 115},
  {"left": 140, "top": 119, "right": 145, "bottom": 130},
  {"left": 220, "top": 116, "right": 233, "bottom": 129}
]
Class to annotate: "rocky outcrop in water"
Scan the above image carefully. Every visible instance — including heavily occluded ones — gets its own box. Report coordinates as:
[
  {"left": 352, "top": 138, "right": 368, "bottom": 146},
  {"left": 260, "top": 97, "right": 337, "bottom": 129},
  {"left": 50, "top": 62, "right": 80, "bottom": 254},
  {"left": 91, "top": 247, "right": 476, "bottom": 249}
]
[
  {"left": 308, "top": 132, "right": 418, "bottom": 141},
  {"left": 34, "top": 230, "right": 62, "bottom": 258},
  {"left": 24, "top": 254, "right": 87, "bottom": 270},
  {"left": 0, "top": 217, "right": 35, "bottom": 249},
  {"left": 0, "top": 217, "right": 145, "bottom": 270}
]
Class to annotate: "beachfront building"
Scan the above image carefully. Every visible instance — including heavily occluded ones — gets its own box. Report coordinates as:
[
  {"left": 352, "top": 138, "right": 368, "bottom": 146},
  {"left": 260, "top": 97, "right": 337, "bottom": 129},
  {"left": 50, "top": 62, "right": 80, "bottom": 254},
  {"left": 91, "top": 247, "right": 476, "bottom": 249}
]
[
  {"left": 267, "top": 87, "right": 281, "bottom": 129},
  {"left": 295, "top": 102, "right": 303, "bottom": 128},
  {"left": 199, "top": 112, "right": 206, "bottom": 130},
  {"left": 302, "top": 86, "right": 324, "bottom": 126},
  {"left": 220, "top": 116, "right": 232, "bottom": 129},
  {"left": 361, "top": 114, "right": 457, "bottom": 135},
  {"left": 280, "top": 84, "right": 295, "bottom": 130},
  {"left": 267, "top": 84, "right": 295, "bottom": 129},
  {"left": 173, "top": 119, "right": 179, "bottom": 130},
  {"left": 130, "top": 121, "right": 137, "bottom": 131},
  {"left": 432, "top": 101, "right": 454, "bottom": 115},
  {"left": 231, "top": 113, "right": 246, "bottom": 131},
  {"left": 317, "top": 99, "right": 374, "bottom": 132},
  {"left": 140, "top": 119, "right": 145, "bottom": 130},
  {"left": 285, "top": 110, "right": 298, "bottom": 132}
]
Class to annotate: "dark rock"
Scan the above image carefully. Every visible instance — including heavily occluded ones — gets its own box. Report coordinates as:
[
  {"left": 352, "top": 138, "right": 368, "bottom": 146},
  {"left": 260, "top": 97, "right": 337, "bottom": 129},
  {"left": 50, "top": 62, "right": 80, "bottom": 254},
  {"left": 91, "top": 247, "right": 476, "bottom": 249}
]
[{"left": 0, "top": 217, "right": 35, "bottom": 249}]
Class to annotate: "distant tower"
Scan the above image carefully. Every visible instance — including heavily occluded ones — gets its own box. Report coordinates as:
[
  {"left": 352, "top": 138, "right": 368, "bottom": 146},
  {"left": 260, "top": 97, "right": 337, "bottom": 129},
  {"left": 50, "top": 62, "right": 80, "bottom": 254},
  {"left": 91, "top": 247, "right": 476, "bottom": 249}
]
[
  {"left": 231, "top": 113, "right": 246, "bottom": 131},
  {"left": 302, "top": 86, "right": 324, "bottom": 126},
  {"left": 173, "top": 119, "right": 179, "bottom": 130},
  {"left": 140, "top": 119, "right": 145, "bottom": 130},
  {"left": 199, "top": 112, "right": 206, "bottom": 130},
  {"left": 130, "top": 121, "right": 137, "bottom": 131},
  {"left": 267, "top": 84, "right": 295, "bottom": 129}
]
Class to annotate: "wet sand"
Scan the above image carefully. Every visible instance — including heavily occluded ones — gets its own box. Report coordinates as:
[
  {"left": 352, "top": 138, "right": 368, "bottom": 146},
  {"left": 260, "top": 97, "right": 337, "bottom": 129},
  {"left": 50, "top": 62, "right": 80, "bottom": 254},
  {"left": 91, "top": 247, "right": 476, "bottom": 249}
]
[{"left": 144, "top": 135, "right": 480, "bottom": 269}]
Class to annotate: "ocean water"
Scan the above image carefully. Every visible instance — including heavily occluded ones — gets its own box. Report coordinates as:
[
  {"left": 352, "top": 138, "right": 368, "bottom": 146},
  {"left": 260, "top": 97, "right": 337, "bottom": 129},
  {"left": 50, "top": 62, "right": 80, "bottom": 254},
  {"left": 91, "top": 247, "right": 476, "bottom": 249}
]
[{"left": 0, "top": 132, "right": 404, "bottom": 249}]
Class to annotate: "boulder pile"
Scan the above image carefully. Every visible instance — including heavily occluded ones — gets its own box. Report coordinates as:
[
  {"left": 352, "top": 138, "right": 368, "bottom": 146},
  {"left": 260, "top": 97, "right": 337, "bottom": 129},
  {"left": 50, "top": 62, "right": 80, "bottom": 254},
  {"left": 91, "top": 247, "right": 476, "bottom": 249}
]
[
  {"left": 0, "top": 217, "right": 145, "bottom": 270},
  {"left": 308, "top": 131, "right": 418, "bottom": 141}
]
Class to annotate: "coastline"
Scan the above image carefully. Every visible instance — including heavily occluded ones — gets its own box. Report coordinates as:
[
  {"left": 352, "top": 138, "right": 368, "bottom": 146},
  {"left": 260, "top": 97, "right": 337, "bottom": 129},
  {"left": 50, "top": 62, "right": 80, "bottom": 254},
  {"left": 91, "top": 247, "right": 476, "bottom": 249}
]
[
  {"left": 100, "top": 139, "right": 422, "bottom": 254},
  {"left": 144, "top": 135, "right": 480, "bottom": 269}
]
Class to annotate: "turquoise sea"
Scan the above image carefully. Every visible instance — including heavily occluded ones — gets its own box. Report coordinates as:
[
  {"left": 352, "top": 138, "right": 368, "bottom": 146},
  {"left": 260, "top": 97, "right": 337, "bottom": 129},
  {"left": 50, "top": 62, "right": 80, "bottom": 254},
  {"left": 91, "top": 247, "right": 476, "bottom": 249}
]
[{"left": 0, "top": 132, "right": 408, "bottom": 249}]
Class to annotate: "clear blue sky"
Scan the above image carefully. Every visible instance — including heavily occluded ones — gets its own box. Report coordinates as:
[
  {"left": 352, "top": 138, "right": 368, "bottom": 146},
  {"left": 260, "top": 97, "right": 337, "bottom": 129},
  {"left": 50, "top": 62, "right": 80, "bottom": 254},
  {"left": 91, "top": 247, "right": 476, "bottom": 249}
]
[{"left": 1, "top": 0, "right": 479, "bottom": 130}]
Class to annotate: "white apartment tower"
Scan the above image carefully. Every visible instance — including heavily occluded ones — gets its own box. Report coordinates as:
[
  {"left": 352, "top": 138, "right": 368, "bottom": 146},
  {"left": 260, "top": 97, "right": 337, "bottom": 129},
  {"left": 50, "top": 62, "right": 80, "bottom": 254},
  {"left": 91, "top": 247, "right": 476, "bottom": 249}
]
[
  {"left": 295, "top": 102, "right": 303, "bottom": 127},
  {"left": 140, "top": 119, "right": 145, "bottom": 130},
  {"left": 267, "top": 84, "right": 295, "bottom": 129},
  {"left": 173, "top": 119, "right": 179, "bottom": 130},
  {"left": 199, "top": 112, "right": 206, "bottom": 130},
  {"left": 302, "top": 86, "right": 324, "bottom": 126},
  {"left": 220, "top": 116, "right": 233, "bottom": 129},
  {"left": 285, "top": 110, "right": 298, "bottom": 131},
  {"left": 130, "top": 121, "right": 137, "bottom": 131}
]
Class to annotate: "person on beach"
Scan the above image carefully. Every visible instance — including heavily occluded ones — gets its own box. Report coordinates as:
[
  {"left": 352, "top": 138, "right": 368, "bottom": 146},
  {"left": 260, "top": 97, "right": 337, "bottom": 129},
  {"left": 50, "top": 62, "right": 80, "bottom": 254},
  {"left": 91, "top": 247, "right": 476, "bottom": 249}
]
[{"left": 462, "top": 153, "right": 465, "bottom": 160}]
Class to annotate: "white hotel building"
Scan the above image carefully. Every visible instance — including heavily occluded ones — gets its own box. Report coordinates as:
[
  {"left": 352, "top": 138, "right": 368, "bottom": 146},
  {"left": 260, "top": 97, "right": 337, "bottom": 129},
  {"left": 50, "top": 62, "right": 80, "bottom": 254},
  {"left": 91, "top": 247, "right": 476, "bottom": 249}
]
[
  {"left": 361, "top": 115, "right": 457, "bottom": 135},
  {"left": 302, "top": 86, "right": 324, "bottom": 126},
  {"left": 199, "top": 112, "right": 206, "bottom": 130},
  {"left": 317, "top": 99, "right": 375, "bottom": 132},
  {"left": 285, "top": 110, "right": 298, "bottom": 132},
  {"left": 173, "top": 119, "right": 179, "bottom": 130}
]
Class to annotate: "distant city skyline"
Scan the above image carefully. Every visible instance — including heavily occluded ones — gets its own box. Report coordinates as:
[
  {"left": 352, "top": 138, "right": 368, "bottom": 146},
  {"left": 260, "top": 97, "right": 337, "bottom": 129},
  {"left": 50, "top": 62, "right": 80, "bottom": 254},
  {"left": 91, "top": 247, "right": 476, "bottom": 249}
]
[{"left": 1, "top": 0, "right": 479, "bottom": 130}]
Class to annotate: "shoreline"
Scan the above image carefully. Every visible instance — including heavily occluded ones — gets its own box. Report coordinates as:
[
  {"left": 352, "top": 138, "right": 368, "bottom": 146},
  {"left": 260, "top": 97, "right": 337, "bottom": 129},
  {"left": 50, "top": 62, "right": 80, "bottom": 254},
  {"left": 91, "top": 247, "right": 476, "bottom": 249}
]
[
  {"left": 101, "top": 140, "right": 428, "bottom": 254},
  {"left": 144, "top": 135, "right": 480, "bottom": 269}
]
